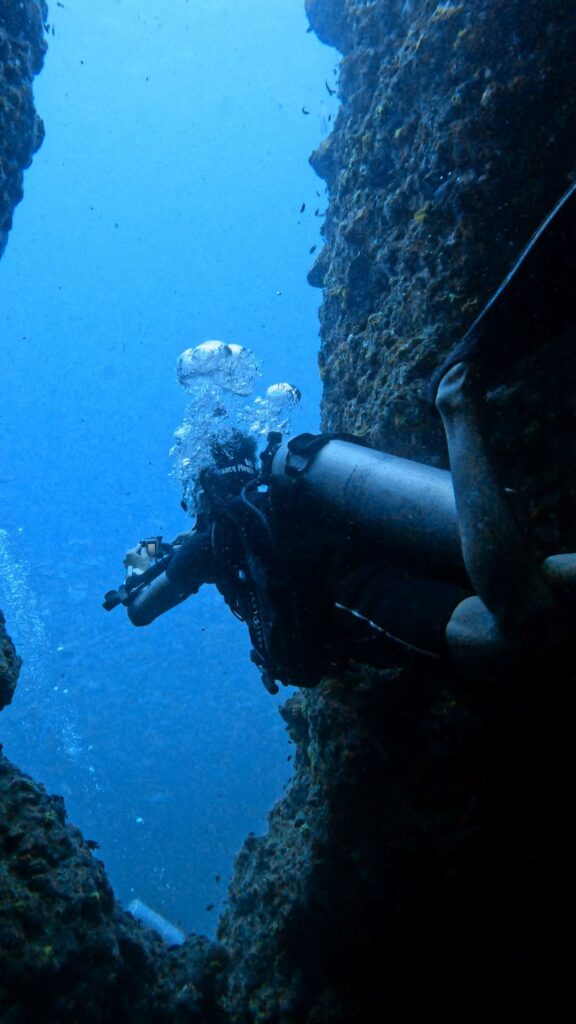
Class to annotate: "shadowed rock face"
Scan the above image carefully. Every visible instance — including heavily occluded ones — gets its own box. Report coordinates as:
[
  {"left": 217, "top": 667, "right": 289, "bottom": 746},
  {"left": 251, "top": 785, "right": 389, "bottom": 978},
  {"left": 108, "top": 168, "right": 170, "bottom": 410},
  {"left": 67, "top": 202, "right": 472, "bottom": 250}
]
[
  {"left": 0, "top": 0, "right": 47, "bottom": 257},
  {"left": 306, "top": 0, "right": 576, "bottom": 468},
  {"left": 0, "top": 742, "right": 230, "bottom": 1023},
  {"left": 217, "top": 2, "right": 576, "bottom": 1020},
  {"left": 1, "top": 629, "right": 227, "bottom": 1021},
  {"left": 2, "top": 1, "right": 576, "bottom": 1021},
  {"left": 0, "top": 612, "right": 21, "bottom": 711}
]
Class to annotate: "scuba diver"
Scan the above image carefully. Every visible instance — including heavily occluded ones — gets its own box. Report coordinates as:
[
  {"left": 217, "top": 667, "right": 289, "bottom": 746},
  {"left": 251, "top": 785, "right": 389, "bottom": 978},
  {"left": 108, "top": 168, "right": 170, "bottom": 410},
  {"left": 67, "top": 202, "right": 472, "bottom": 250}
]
[{"left": 104, "top": 181, "right": 576, "bottom": 694}]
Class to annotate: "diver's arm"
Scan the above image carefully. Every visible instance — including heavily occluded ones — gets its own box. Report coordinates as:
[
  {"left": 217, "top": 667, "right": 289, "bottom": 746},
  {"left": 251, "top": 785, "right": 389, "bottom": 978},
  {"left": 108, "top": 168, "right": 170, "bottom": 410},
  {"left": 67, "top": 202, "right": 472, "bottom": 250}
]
[
  {"left": 436, "top": 361, "right": 561, "bottom": 642},
  {"left": 541, "top": 554, "right": 576, "bottom": 603},
  {"left": 127, "top": 571, "right": 194, "bottom": 626},
  {"left": 126, "top": 530, "right": 215, "bottom": 627}
]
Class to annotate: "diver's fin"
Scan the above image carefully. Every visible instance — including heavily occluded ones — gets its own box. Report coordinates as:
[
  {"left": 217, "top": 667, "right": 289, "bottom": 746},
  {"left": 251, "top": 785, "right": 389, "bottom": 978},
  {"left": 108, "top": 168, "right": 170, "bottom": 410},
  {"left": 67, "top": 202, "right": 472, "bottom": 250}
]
[{"left": 432, "top": 179, "right": 576, "bottom": 394}]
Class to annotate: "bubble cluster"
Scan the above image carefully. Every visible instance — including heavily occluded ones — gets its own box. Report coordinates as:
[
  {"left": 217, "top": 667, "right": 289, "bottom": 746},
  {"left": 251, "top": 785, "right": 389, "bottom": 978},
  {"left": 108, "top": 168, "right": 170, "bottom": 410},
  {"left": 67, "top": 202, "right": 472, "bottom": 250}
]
[
  {"left": 0, "top": 528, "right": 91, "bottom": 777},
  {"left": 169, "top": 341, "right": 301, "bottom": 513},
  {"left": 176, "top": 341, "right": 260, "bottom": 397},
  {"left": 248, "top": 383, "right": 302, "bottom": 438}
]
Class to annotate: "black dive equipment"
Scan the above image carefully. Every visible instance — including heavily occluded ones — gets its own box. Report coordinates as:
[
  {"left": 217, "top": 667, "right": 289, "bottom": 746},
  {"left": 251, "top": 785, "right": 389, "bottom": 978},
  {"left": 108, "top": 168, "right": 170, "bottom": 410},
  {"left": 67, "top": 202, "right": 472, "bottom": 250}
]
[
  {"left": 103, "top": 537, "right": 174, "bottom": 611},
  {"left": 267, "top": 433, "right": 468, "bottom": 584}
]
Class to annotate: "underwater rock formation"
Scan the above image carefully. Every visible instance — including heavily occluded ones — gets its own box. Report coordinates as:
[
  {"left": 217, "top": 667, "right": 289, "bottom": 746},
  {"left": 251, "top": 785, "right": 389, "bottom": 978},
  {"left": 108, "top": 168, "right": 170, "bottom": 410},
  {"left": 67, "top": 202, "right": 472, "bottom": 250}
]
[
  {"left": 0, "top": 612, "right": 21, "bottom": 711},
  {"left": 2, "top": 0, "right": 576, "bottom": 1020},
  {"left": 0, "top": 0, "right": 47, "bottom": 257},
  {"left": 0, "top": 744, "right": 229, "bottom": 1023},
  {"left": 307, "top": 0, "right": 576, "bottom": 470},
  {"left": 2, "top": 603, "right": 226, "bottom": 1019},
  {"left": 217, "top": 1, "right": 576, "bottom": 1019}
]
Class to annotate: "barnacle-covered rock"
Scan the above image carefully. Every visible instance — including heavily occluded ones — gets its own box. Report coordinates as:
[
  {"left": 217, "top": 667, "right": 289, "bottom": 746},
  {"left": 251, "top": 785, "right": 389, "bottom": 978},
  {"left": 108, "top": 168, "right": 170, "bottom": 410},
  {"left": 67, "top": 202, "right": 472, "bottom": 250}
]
[
  {"left": 3, "top": 1, "right": 576, "bottom": 1021},
  {"left": 311, "top": 0, "right": 576, "bottom": 487},
  {"left": 0, "top": 747, "right": 229, "bottom": 1022},
  {"left": 0, "top": 0, "right": 47, "bottom": 257},
  {"left": 216, "top": 1, "right": 576, "bottom": 1020},
  {"left": 0, "top": 611, "right": 21, "bottom": 711}
]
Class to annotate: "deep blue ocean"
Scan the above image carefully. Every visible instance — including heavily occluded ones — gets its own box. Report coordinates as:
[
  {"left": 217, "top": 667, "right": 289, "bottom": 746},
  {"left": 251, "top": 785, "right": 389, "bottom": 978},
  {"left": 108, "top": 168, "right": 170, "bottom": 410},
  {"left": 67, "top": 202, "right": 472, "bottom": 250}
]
[{"left": 0, "top": 0, "right": 338, "bottom": 937}]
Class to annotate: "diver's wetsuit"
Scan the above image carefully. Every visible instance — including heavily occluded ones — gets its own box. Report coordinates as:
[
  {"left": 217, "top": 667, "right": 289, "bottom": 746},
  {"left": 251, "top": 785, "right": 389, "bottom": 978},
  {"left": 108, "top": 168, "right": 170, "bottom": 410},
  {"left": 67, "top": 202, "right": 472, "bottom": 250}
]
[
  {"left": 165, "top": 531, "right": 217, "bottom": 594},
  {"left": 159, "top": 483, "right": 471, "bottom": 691},
  {"left": 160, "top": 490, "right": 338, "bottom": 690},
  {"left": 333, "top": 561, "right": 470, "bottom": 665}
]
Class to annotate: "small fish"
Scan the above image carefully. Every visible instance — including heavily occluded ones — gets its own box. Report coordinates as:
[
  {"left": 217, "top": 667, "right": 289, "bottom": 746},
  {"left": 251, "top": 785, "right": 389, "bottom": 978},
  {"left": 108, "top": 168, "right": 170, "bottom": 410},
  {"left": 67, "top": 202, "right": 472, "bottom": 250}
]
[
  {"left": 325, "top": 80, "right": 337, "bottom": 96},
  {"left": 86, "top": 839, "right": 99, "bottom": 850},
  {"left": 205, "top": 903, "right": 215, "bottom": 912},
  {"left": 215, "top": 874, "right": 221, "bottom": 883},
  {"left": 300, "top": 202, "right": 306, "bottom": 213},
  {"left": 302, "top": 106, "right": 310, "bottom": 115},
  {"left": 306, "top": 26, "right": 313, "bottom": 33},
  {"left": 309, "top": 245, "right": 317, "bottom": 254},
  {"left": 180, "top": 499, "right": 188, "bottom": 512},
  {"left": 57, "top": 2, "right": 65, "bottom": 7}
]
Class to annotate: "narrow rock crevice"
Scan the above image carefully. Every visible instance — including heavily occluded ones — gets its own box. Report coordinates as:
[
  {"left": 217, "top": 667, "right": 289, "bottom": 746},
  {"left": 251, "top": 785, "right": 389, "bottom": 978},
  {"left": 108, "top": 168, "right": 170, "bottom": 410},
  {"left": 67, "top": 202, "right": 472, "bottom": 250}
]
[{"left": 2, "top": 2, "right": 576, "bottom": 1020}]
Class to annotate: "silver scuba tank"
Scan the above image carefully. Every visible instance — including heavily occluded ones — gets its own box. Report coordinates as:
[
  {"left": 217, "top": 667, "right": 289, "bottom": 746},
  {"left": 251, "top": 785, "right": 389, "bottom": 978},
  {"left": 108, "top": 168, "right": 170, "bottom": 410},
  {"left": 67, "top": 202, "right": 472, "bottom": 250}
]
[{"left": 269, "top": 434, "right": 467, "bottom": 584}]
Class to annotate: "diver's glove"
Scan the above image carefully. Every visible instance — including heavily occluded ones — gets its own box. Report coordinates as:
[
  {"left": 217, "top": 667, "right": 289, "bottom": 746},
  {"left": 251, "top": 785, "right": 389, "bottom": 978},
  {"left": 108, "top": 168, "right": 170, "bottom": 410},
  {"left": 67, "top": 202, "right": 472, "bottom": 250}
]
[
  {"left": 123, "top": 543, "right": 153, "bottom": 577},
  {"left": 103, "top": 537, "right": 176, "bottom": 611}
]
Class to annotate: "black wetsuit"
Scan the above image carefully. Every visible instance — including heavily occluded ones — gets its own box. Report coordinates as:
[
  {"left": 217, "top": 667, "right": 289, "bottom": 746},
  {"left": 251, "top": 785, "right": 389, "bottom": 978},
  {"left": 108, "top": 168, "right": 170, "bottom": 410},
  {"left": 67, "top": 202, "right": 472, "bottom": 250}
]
[
  {"left": 164, "top": 488, "right": 340, "bottom": 690},
  {"left": 164, "top": 487, "right": 470, "bottom": 689}
]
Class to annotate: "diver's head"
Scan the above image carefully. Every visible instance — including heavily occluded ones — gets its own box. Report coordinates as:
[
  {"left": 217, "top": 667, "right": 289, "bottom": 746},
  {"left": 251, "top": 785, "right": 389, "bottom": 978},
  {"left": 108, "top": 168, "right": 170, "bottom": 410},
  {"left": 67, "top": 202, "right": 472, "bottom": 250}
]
[{"left": 198, "top": 429, "right": 259, "bottom": 503}]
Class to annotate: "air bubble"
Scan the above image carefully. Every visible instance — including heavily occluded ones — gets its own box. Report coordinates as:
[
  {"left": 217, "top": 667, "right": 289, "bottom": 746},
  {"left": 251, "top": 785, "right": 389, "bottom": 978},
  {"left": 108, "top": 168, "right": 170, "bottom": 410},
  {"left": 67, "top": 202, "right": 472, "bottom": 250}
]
[{"left": 170, "top": 343, "right": 301, "bottom": 514}]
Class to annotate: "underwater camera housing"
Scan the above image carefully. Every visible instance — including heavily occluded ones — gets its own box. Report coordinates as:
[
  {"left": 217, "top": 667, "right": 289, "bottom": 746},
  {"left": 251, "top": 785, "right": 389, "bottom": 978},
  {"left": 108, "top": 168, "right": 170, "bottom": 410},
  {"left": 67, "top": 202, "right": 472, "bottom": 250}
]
[
  {"left": 139, "top": 536, "right": 172, "bottom": 561},
  {"left": 102, "top": 536, "right": 174, "bottom": 611}
]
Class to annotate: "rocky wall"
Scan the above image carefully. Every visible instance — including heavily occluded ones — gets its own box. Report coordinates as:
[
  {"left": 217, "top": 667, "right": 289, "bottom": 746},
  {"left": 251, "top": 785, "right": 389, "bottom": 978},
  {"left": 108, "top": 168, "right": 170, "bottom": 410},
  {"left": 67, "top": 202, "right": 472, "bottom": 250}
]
[
  {"left": 2, "top": 1, "right": 576, "bottom": 1021},
  {"left": 308, "top": 0, "right": 576, "bottom": 473},
  {"left": 0, "top": 612, "right": 21, "bottom": 712},
  {"left": 0, "top": 743, "right": 229, "bottom": 1023},
  {"left": 1, "top": 6, "right": 226, "bottom": 1020},
  {"left": 0, "top": 0, "right": 47, "bottom": 257},
  {"left": 217, "top": 1, "right": 576, "bottom": 1019}
]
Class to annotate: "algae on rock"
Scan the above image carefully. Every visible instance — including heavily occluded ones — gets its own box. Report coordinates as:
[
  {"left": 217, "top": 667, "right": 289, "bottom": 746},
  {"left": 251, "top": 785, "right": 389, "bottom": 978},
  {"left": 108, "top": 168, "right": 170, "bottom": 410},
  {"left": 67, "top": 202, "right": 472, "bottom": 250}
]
[
  {"left": 0, "top": 0, "right": 47, "bottom": 257},
  {"left": 218, "top": 1, "right": 576, "bottom": 1018},
  {"left": 2, "top": 0, "right": 576, "bottom": 1020}
]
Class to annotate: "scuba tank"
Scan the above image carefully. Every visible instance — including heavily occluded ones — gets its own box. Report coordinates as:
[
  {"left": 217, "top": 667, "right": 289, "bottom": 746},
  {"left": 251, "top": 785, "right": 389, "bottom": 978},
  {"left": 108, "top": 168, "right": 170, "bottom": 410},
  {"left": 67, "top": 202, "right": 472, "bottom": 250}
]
[{"left": 267, "top": 433, "right": 468, "bottom": 585}]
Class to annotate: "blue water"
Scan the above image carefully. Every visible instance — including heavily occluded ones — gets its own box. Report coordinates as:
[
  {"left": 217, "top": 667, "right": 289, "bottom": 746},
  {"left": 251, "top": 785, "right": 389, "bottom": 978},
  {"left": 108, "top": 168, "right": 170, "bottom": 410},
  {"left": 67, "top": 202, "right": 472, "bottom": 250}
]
[{"left": 0, "top": 0, "right": 337, "bottom": 937}]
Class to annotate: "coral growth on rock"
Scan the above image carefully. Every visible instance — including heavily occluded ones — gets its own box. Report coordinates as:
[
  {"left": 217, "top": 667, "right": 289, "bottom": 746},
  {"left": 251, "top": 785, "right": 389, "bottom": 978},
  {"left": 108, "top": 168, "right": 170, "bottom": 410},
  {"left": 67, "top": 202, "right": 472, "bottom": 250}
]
[
  {"left": 2, "top": 1, "right": 576, "bottom": 1020},
  {"left": 0, "top": 0, "right": 47, "bottom": 257},
  {"left": 217, "top": 1, "right": 576, "bottom": 1017},
  {"left": 306, "top": 0, "right": 576, "bottom": 473},
  {"left": 0, "top": 747, "right": 229, "bottom": 1023},
  {"left": 0, "top": 612, "right": 21, "bottom": 711}
]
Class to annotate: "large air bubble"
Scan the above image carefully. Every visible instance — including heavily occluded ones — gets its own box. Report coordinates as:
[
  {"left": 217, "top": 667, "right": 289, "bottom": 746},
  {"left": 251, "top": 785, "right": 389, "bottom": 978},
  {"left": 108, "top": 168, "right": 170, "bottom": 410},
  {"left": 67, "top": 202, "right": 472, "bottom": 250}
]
[
  {"left": 176, "top": 340, "right": 260, "bottom": 396},
  {"left": 170, "top": 342, "right": 301, "bottom": 514},
  {"left": 249, "top": 382, "right": 302, "bottom": 437}
]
